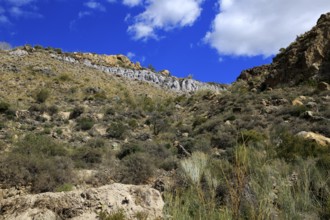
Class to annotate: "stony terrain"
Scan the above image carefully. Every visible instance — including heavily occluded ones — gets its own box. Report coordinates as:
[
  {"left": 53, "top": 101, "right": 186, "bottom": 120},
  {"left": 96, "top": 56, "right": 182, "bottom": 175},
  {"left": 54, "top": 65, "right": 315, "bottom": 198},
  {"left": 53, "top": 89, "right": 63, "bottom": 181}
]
[
  {"left": 238, "top": 12, "right": 330, "bottom": 90},
  {"left": 0, "top": 13, "right": 329, "bottom": 220},
  {"left": 0, "top": 183, "right": 163, "bottom": 220}
]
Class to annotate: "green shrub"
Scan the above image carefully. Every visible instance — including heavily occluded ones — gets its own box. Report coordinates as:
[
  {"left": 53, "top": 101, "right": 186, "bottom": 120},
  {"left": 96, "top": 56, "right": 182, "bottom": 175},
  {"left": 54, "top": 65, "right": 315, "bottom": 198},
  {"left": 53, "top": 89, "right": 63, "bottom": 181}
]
[
  {"left": 280, "top": 105, "right": 308, "bottom": 117},
  {"left": 36, "top": 88, "right": 50, "bottom": 103},
  {"left": 15, "top": 133, "right": 67, "bottom": 156},
  {"left": 107, "top": 122, "right": 126, "bottom": 139},
  {"left": 87, "top": 138, "right": 106, "bottom": 148},
  {"left": 54, "top": 48, "right": 62, "bottom": 54},
  {"left": 117, "top": 143, "right": 143, "bottom": 160},
  {"left": 149, "top": 113, "right": 168, "bottom": 135},
  {"left": 77, "top": 117, "right": 95, "bottom": 131},
  {"left": 58, "top": 74, "right": 71, "bottom": 81},
  {"left": 0, "top": 134, "right": 73, "bottom": 193},
  {"left": 55, "top": 183, "right": 74, "bottom": 192},
  {"left": 34, "top": 45, "right": 43, "bottom": 50},
  {"left": 274, "top": 130, "right": 327, "bottom": 161},
  {"left": 128, "top": 119, "right": 138, "bottom": 129},
  {"left": 211, "top": 132, "right": 235, "bottom": 149},
  {"left": 47, "top": 105, "right": 59, "bottom": 115},
  {"left": 118, "top": 153, "right": 154, "bottom": 184},
  {"left": 0, "top": 121, "right": 5, "bottom": 130},
  {"left": 192, "top": 116, "right": 207, "bottom": 129},
  {"left": 238, "top": 129, "right": 266, "bottom": 144},
  {"left": 72, "top": 146, "right": 103, "bottom": 168},
  {"left": 99, "top": 209, "right": 126, "bottom": 220},
  {"left": 70, "top": 106, "right": 84, "bottom": 119},
  {"left": 0, "top": 101, "right": 10, "bottom": 113},
  {"left": 105, "top": 107, "right": 115, "bottom": 116}
]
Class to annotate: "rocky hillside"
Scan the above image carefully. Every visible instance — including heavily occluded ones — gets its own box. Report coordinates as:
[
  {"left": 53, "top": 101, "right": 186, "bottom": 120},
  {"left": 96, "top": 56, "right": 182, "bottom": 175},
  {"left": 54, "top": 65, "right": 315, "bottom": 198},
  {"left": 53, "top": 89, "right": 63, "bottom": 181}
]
[
  {"left": 7, "top": 46, "right": 226, "bottom": 93},
  {"left": 0, "top": 13, "right": 330, "bottom": 220},
  {"left": 238, "top": 12, "right": 330, "bottom": 90}
]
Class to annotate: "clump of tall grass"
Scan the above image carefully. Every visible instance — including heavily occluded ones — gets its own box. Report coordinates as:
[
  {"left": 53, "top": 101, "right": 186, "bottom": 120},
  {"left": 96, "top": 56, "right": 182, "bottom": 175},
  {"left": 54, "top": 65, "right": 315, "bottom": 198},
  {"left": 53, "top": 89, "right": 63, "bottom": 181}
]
[
  {"left": 165, "top": 137, "right": 330, "bottom": 219},
  {"left": 180, "top": 152, "right": 208, "bottom": 185}
]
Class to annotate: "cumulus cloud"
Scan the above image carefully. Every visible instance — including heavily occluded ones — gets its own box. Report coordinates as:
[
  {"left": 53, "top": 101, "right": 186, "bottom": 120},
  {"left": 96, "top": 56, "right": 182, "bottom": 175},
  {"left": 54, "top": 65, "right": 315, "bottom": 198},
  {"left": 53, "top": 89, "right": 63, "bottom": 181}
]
[
  {"left": 122, "top": 0, "right": 143, "bottom": 7},
  {"left": 205, "top": 0, "right": 330, "bottom": 57},
  {"left": 128, "top": 0, "right": 204, "bottom": 40},
  {"left": 84, "top": 1, "right": 106, "bottom": 11}
]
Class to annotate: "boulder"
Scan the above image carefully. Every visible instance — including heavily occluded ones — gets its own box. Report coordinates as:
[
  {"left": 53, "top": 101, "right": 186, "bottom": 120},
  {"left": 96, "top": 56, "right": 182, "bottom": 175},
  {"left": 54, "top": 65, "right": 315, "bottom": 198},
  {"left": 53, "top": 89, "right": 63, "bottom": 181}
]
[
  {"left": 297, "top": 131, "right": 330, "bottom": 146},
  {"left": 58, "top": 111, "right": 71, "bottom": 120},
  {"left": 292, "top": 99, "right": 304, "bottom": 106},
  {"left": 318, "top": 82, "right": 330, "bottom": 91},
  {"left": 159, "top": 70, "right": 170, "bottom": 77},
  {"left": 9, "top": 49, "right": 28, "bottom": 57},
  {"left": 0, "top": 183, "right": 164, "bottom": 220}
]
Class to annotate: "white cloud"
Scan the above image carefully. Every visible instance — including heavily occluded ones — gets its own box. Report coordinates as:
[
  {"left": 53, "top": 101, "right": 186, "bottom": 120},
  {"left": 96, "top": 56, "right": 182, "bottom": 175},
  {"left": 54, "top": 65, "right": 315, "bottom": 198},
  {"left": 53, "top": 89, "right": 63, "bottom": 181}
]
[
  {"left": 128, "top": 0, "right": 204, "bottom": 40},
  {"left": 9, "top": 6, "right": 42, "bottom": 18},
  {"left": 78, "top": 11, "right": 92, "bottom": 19},
  {"left": 84, "top": 1, "right": 106, "bottom": 11},
  {"left": 204, "top": 0, "right": 330, "bottom": 57},
  {"left": 123, "top": 0, "right": 143, "bottom": 7},
  {"left": 128, "top": 22, "right": 156, "bottom": 40},
  {"left": 126, "top": 51, "right": 135, "bottom": 59}
]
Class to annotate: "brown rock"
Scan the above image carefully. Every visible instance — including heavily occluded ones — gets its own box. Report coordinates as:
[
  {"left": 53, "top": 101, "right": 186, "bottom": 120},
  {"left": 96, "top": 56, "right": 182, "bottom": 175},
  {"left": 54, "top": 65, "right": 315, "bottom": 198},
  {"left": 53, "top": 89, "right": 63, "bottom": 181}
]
[{"left": 292, "top": 99, "right": 304, "bottom": 106}]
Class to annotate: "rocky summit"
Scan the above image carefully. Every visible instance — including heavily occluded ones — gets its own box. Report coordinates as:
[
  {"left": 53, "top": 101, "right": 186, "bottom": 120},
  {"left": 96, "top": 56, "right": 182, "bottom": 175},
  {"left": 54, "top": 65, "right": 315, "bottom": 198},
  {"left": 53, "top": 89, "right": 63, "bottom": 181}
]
[
  {"left": 238, "top": 12, "right": 330, "bottom": 90},
  {"left": 0, "top": 13, "right": 330, "bottom": 220}
]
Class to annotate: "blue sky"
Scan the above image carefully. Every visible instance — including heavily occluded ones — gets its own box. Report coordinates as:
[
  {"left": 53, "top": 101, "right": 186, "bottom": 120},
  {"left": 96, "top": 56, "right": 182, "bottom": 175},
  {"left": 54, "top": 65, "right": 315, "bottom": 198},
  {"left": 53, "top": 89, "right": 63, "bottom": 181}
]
[{"left": 1, "top": 0, "right": 330, "bottom": 83}]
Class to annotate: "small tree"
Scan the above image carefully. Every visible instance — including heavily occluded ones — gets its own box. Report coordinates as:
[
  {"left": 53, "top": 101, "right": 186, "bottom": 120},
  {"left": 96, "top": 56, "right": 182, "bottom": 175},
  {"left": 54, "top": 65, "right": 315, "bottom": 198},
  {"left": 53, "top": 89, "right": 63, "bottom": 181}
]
[{"left": 149, "top": 112, "right": 168, "bottom": 135}]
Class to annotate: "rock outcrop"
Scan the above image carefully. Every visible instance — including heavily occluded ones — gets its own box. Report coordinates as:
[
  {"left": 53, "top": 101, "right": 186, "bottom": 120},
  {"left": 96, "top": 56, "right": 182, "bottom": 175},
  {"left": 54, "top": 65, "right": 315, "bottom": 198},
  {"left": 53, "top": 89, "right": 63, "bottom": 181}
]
[
  {"left": 49, "top": 53, "right": 226, "bottom": 93},
  {"left": 7, "top": 46, "right": 226, "bottom": 93},
  {"left": 238, "top": 13, "right": 330, "bottom": 89},
  {"left": 0, "top": 183, "right": 164, "bottom": 220},
  {"left": 297, "top": 131, "right": 330, "bottom": 146}
]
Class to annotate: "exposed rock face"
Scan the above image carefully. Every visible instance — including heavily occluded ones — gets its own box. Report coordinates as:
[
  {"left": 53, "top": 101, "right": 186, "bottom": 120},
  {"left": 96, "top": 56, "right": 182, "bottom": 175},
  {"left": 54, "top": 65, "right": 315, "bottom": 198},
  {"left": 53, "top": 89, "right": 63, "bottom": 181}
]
[
  {"left": 238, "top": 13, "right": 330, "bottom": 89},
  {"left": 49, "top": 53, "right": 226, "bottom": 93},
  {"left": 0, "top": 183, "right": 164, "bottom": 220}
]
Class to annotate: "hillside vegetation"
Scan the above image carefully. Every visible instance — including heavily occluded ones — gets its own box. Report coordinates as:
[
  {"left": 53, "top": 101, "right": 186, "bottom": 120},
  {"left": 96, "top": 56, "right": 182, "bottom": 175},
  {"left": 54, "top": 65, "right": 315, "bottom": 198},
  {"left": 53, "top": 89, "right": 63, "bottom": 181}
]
[{"left": 0, "top": 13, "right": 330, "bottom": 220}]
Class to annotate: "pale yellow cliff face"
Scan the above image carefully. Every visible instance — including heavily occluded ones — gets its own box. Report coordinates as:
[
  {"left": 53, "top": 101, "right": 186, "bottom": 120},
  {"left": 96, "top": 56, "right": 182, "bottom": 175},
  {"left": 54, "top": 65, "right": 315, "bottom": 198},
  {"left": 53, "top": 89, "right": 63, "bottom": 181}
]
[{"left": 72, "top": 53, "right": 142, "bottom": 70}]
